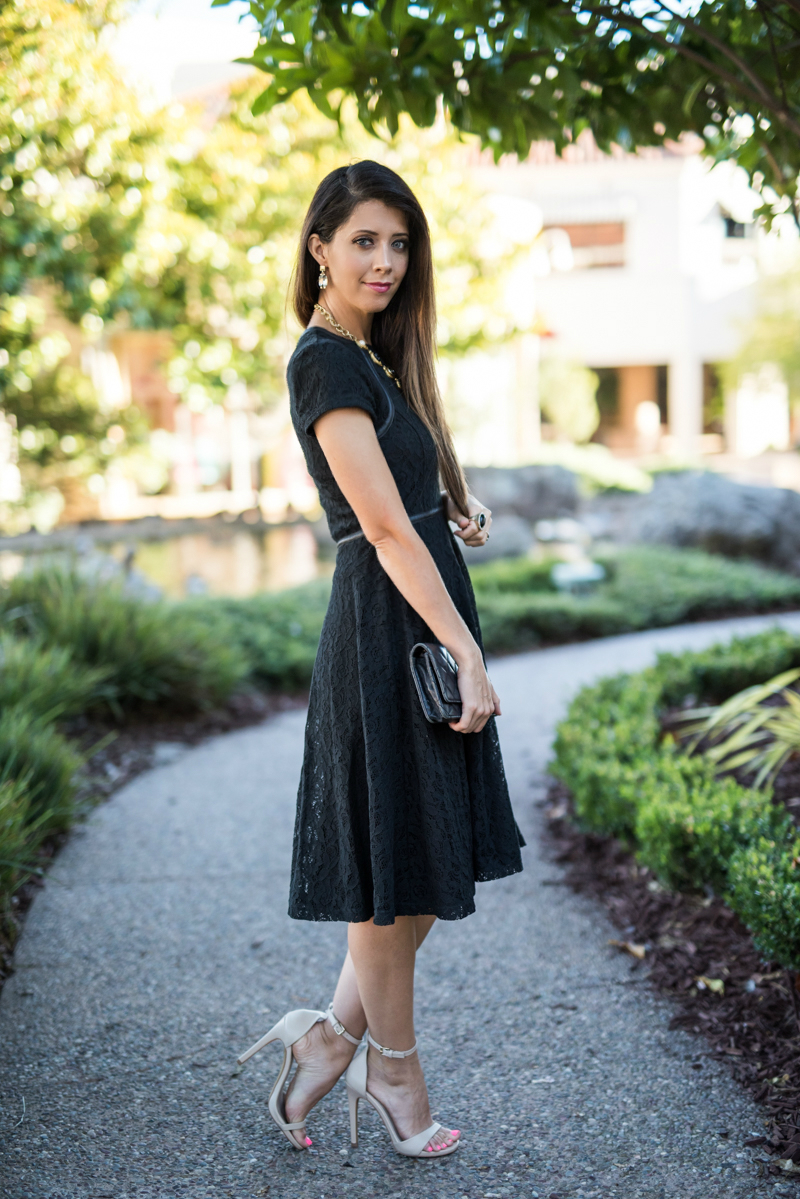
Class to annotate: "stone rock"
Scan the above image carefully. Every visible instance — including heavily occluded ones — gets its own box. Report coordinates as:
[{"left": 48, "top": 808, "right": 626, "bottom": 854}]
[
  {"left": 465, "top": 464, "right": 579, "bottom": 522},
  {"left": 627, "top": 471, "right": 800, "bottom": 573},
  {"left": 454, "top": 513, "right": 534, "bottom": 562}
]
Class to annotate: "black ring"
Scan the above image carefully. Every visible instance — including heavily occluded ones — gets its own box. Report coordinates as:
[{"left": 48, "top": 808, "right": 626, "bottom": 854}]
[{"left": 474, "top": 512, "right": 486, "bottom": 530}]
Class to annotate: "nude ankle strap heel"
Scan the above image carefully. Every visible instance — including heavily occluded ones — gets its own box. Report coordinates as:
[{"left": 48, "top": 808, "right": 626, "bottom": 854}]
[
  {"left": 236, "top": 1004, "right": 361, "bottom": 1152},
  {"left": 237, "top": 1008, "right": 326, "bottom": 1150},
  {"left": 345, "top": 1039, "right": 459, "bottom": 1158}
]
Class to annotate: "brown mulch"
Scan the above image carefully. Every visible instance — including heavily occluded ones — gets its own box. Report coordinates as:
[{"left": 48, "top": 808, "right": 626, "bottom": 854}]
[
  {"left": 543, "top": 778, "right": 800, "bottom": 1175},
  {"left": 0, "top": 688, "right": 306, "bottom": 994}
]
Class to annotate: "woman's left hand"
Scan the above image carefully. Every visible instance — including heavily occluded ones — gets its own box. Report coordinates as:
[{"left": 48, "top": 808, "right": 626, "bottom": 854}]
[{"left": 444, "top": 492, "right": 492, "bottom": 548}]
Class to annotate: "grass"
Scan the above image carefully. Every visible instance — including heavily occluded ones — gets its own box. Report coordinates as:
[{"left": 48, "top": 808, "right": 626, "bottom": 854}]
[
  {"left": 0, "top": 563, "right": 249, "bottom": 934},
  {"left": 0, "top": 634, "right": 111, "bottom": 720},
  {"left": 180, "top": 579, "right": 332, "bottom": 692},
  {"left": 0, "top": 564, "right": 248, "bottom": 716}
]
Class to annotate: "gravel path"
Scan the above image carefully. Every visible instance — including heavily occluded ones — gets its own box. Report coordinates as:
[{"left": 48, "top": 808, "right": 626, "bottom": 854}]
[{"left": 4, "top": 613, "right": 800, "bottom": 1199}]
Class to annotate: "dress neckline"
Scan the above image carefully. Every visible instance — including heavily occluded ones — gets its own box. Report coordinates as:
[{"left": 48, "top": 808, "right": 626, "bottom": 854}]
[{"left": 301, "top": 324, "right": 374, "bottom": 350}]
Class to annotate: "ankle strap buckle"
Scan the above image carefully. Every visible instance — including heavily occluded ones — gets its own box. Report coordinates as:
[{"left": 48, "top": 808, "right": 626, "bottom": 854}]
[
  {"left": 326, "top": 1003, "right": 362, "bottom": 1046},
  {"left": 367, "top": 1031, "right": 418, "bottom": 1059}
]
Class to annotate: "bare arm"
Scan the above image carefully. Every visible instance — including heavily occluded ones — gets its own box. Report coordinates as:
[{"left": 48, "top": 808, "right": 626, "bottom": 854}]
[{"left": 313, "top": 407, "right": 499, "bottom": 733}]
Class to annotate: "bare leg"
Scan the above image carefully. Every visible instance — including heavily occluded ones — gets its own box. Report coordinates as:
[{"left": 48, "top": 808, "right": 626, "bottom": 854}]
[
  {"left": 332, "top": 914, "right": 436, "bottom": 1031},
  {"left": 348, "top": 916, "right": 458, "bottom": 1153},
  {"left": 282, "top": 916, "right": 440, "bottom": 1148}
]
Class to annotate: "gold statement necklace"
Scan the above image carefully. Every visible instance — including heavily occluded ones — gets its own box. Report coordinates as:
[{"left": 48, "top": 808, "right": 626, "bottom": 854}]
[{"left": 313, "top": 303, "right": 402, "bottom": 391}]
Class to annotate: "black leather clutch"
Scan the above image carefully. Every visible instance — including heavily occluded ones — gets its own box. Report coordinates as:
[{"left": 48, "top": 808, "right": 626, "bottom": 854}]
[{"left": 409, "top": 642, "right": 462, "bottom": 724}]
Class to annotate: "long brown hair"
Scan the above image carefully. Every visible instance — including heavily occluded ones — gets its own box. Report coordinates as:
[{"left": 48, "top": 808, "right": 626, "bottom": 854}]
[{"left": 292, "top": 161, "right": 469, "bottom": 518}]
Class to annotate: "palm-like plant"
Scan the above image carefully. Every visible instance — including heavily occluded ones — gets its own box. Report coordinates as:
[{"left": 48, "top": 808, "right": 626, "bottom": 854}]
[{"left": 679, "top": 669, "right": 800, "bottom": 790}]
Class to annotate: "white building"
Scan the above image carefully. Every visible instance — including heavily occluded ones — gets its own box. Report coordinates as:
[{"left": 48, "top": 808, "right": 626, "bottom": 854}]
[{"left": 454, "top": 136, "right": 796, "bottom": 462}]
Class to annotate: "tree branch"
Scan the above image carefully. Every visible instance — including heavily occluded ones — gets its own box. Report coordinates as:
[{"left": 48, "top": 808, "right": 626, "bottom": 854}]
[
  {"left": 770, "top": 0, "right": 800, "bottom": 17},
  {"left": 757, "top": 0, "right": 791, "bottom": 116},
  {"left": 759, "top": 0, "right": 800, "bottom": 37},
  {"left": 758, "top": 140, "right": 800, "bottom": 234},
  {"left": 621, "top": 0, "right": 789, "bottom": 113},
  {"left": 586, "top": 3, "right": 800, "bottom": 141}
]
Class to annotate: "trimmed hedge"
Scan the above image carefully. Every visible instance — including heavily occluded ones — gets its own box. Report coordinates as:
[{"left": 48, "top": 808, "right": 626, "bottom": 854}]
[
  {"left": 551, "top": 628, "right": 800, "bottom": 971},
  {"left": 179, "top": 546, "right": 800, "bottom": 690},
  {"left": 728, "top": 836, "right": 800, "bottom": 970},
  {"left": 471, "top": 545, "right": 800, "bottom": 654}
]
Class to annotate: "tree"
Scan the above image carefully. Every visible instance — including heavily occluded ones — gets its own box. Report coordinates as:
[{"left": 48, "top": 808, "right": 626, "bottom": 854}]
[
  {"left": 0, "top": 0, "right": 161, "bottom": 528},
  {"left": 723, "top": 262, "right": 800, "bottom": 406},
  {"left": 218, "top": 0, "right": 800, "bottom": 229},
  {"left": 110, "top": 80, "right": 544, "bottom": 417},
  {"left": 1, "top": 0, "right": 539, "bottom": 527},
  {"left": 539, "top": 357, "right": 600, "bottom": 442}
]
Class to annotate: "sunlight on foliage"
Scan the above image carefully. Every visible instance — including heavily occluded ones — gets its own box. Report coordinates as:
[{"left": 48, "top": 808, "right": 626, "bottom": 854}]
[
  {"left": 723, "top": 264, "right": 800, "bottom": 407},
  {"left": 1, "top": 1, "right": 541, "bottom": 527}
]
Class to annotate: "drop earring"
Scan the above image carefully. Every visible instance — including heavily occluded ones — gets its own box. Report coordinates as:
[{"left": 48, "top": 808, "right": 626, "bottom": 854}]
[{"left": 318, "top": 264, "right": 328, "bottom": 290}]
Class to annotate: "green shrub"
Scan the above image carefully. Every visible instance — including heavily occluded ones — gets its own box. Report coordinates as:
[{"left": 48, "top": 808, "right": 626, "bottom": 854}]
[
  {"left": 634, "top": 755, "right": 784, "bottom": 894},
  {"left": 552, "top": 625, "right": 800, "bottom": 971},
  {"left": 596, "top": 545, "right": 800, "bottom": 627},
  {"left": 552, "top": 671, "right": 662, "bottom": 838},
  {"left": 655, "top": 627, "right": 800, "bottom": 709},
  {"left": 181, "top": 578, "right": 331, "bottom": 691},
  {"left": 0, "top": 565, "right": 247, "bottom": 714},
  {"left": 476, "top": 590, "right": 631, "bottom": 652},
  {"left": 727, "top": 837, "right": 800, "bottom": 972},
  {"left": 130, "top": 546, "right": 800, "bottom": 693},
  {"left": 469, "top": 556, "right": 558, "bottom": 595},
  {"left": 0, "top": 777, "right": 46, "bottom": 899},
  {"left": 0, "top": 706, "right": 83, "bottom": 828},
  {"left": 471, "top": 546, "right": 800, "bottom": 656},
  {"left": 0, "top": 634, "right": 111, "bottom": 720}
]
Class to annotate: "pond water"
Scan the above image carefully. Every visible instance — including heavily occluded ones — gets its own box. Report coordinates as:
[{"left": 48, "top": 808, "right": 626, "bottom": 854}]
[{"left": 0, "top": 522, "right": 335, "bottom": 599}]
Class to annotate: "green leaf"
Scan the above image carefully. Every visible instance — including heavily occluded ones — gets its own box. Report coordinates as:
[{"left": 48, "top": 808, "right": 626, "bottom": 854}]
[{"left": 682, "top": 73, "right": 707, "bottom": 118}]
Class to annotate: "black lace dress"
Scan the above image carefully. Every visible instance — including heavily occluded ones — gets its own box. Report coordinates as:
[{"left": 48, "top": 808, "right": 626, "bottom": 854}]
[{"left": 286, "top": 325, "right": 524, "bottom": 926}]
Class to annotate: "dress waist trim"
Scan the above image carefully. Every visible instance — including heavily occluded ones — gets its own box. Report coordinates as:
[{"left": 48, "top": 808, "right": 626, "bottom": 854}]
[{"left": 335, "top": 503, "right": 444, "bottom": 547}]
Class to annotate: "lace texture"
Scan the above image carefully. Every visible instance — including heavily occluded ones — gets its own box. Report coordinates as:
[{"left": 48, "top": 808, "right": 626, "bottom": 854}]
[{"left": 287, "top": 326, "right": 524, "bottom": 926}]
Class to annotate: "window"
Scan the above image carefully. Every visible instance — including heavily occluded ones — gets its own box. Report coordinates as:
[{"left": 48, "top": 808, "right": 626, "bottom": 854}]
[
  {"left": 544, "top": 221, "right": 625, "bottom": 268},
  {"left": 724, "top": 216, "right": 746, "bottom": 239}
]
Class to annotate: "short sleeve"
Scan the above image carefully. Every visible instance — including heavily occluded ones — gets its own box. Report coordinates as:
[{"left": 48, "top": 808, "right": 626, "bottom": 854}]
[{"left": 288, "top": 335, "right": 380, "bottom": 438}]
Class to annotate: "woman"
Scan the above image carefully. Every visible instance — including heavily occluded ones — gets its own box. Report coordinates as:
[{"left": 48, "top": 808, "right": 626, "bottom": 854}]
[{"left": 239, "top": 160, "right": 524, "bottom": 1160}]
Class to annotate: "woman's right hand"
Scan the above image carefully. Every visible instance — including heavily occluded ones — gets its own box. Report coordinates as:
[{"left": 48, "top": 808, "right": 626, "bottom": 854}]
[{"left": 449, "top": 650, "right": 501, "bottom": 734}]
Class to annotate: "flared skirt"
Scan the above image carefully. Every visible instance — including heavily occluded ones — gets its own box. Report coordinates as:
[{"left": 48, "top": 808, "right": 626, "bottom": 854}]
[{"left": 288, "top": 512, "right": 525, "bottom": 925}]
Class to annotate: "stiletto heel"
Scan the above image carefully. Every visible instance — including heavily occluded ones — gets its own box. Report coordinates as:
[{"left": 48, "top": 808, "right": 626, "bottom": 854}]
[
  {"left": 344, "top": 1037, "right": 459, "bottom": 1159},
  {"left": 348, "top": 1088, "right": 360, "bottom": 1147},
  {"left": 237, "top": 1009, "right": 326, "bottom": 1149},
  {"left": 237, "top": 1018, "right": 285, "bottom": 1065}
]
